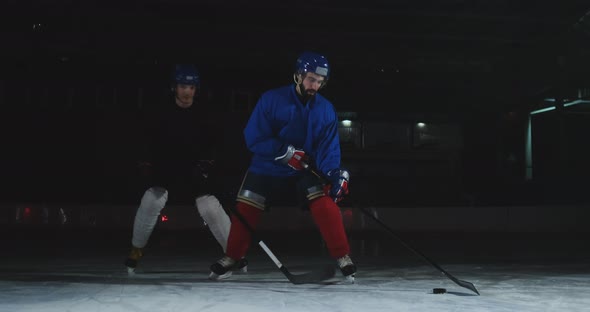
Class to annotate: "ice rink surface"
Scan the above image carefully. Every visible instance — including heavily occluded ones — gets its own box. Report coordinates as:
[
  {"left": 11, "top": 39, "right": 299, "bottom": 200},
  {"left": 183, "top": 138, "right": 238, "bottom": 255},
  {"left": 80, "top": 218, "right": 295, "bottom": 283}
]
[{"left": 1, "top": 227, "right": 589, "bottom": 312}]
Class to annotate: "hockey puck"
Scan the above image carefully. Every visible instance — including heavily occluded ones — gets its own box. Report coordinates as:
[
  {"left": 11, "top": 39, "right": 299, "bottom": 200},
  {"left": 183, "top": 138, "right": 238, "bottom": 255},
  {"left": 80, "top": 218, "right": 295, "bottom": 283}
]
[{"left": 432, "top": 288, "right": 447, "bottom": 294}]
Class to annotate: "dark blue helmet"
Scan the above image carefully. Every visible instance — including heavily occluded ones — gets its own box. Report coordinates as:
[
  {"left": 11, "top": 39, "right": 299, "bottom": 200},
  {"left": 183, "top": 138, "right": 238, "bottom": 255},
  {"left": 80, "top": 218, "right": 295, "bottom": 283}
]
[
  {"left": 174, "top": 64, "right": 200, "bottom": 86},
  {"left": 295, "top": 51, "right": 330, "bottom": 79}
]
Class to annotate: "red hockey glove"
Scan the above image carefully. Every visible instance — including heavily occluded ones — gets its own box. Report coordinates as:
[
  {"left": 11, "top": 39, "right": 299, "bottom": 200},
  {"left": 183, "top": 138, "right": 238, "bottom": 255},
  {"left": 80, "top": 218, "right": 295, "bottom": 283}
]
[
  {"left": 326, "top": 168, "right": 350, "bottom": 203},
  {"left": 274, "top": 145, "right": 309, "bottom": 171}
]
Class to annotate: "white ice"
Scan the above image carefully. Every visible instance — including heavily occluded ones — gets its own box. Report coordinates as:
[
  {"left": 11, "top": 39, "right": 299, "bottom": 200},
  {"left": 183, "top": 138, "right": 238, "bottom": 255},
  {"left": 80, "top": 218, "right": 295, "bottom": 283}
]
[{"left": 1, "top": 248, "right": 589, "bottom": 312}]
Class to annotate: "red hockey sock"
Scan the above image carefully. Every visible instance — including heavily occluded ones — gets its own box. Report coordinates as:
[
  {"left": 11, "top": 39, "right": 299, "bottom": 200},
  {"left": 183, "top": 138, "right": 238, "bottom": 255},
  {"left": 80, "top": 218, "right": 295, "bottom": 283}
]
[
  {"left": 309, "top": 196, "right": 350, "bottom": 259},
  {"left": 226, "top": 201, "right": 262, "bottom": 260}
]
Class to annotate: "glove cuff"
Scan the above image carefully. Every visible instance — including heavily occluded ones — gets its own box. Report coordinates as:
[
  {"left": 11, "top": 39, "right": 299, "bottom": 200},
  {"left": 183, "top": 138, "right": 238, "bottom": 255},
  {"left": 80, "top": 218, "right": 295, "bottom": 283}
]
[
  {"left": 327, "top": 168, "right": 350, "bottom": 181},
  {"left": 274, "top": 145, "right": 295, "bottom": 164}
]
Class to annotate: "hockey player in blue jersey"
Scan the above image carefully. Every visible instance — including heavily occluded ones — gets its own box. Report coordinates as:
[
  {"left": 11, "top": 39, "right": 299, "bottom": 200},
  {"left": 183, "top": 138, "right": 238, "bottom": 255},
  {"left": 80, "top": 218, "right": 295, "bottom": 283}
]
[
  {"left": 209, "top": 51, "right": 356, "bottom": 282},
  {"left": 125, "top": 64, "right": 246, "bottom": 275}
]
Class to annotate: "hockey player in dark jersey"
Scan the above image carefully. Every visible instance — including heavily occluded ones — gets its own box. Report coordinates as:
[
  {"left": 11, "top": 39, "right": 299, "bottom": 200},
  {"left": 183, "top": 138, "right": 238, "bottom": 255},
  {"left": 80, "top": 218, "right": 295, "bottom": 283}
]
[
  {"left": 209, "top": 52, "right": 356, "bottom": 282},
  {"left": 125, "top": 64, "right": 246, "bottom": 277}
]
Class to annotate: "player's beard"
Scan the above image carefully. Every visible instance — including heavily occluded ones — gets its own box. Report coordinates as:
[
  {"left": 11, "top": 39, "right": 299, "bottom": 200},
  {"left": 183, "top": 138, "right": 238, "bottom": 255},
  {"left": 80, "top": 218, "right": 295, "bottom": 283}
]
[{"left": 298, "top": 83, "right": 316, "bottom": 103}]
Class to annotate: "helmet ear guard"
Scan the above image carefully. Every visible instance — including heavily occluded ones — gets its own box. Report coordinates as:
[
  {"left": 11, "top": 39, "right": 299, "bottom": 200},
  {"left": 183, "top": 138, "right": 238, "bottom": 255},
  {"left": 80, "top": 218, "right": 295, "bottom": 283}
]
[{"left": 293, "top": 73, "right": 303, "bottom": 85}]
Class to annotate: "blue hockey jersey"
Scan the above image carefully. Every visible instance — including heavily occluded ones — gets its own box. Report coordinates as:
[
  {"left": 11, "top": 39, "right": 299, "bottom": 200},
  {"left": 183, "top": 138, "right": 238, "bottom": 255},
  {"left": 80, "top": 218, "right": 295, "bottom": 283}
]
[{"left": 243, "top": 84, "right": 341, "bottom": 177}]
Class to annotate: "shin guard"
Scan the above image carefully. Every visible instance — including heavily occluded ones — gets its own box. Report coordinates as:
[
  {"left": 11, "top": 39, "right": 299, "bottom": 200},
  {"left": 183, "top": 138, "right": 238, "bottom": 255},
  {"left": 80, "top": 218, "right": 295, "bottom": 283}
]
[
  {"left": 226, "top": 202, "right": 262, "bottom": 260},
  {"left": 309, "top": 196, "right": 350, "bottom": 259},
  {"left": 196, "top": 195, "right": 231, "bottom": 252},
  {"left": 132, "top": 187, "right": 168, "bottom": 248}
]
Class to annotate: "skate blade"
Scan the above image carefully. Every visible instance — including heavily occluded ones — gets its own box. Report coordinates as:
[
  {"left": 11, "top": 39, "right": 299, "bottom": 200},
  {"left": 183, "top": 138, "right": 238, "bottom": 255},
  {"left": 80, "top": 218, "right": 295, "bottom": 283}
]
[
  {"left": 345, "top": 274, "right": 355, "bottom": 284},
  {"left": 320, "top": 274, "right": 356, "bottom": 285},
  {"left": 209, "top": 271, "right": 232, "bottom": 281}
]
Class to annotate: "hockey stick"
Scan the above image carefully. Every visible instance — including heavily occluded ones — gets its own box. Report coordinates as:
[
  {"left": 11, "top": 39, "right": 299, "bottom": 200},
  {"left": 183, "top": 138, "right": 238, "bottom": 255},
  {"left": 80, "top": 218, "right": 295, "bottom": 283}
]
[
  {"left": 230, "top": 207, "right": 336, "bottom": 284},
  {"left": 306, "top": 165, "right": 480, "bottom": 295},
  {"left": 354, "top": 205, "right": 480, "bottom": 295}
]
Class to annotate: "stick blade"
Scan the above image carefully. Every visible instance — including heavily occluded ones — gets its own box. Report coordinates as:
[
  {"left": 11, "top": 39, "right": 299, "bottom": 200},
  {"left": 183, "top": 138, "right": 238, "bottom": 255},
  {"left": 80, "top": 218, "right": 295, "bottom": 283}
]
[
  {"left": 457, "top": 279, "right": 480, "bottom": 295},
  {"left": 282, "top": 265, "right": 336, "bottom": 285}
]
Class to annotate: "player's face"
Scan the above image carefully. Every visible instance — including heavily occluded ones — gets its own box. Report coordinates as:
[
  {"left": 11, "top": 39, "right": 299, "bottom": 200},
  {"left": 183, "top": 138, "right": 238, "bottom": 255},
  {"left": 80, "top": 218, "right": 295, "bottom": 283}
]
[
  {"left": 175, "top": 84, "right": 196, "bottom": 108},
  {"left": 300, "top": 72, "right": 326, "bottom": 96}
]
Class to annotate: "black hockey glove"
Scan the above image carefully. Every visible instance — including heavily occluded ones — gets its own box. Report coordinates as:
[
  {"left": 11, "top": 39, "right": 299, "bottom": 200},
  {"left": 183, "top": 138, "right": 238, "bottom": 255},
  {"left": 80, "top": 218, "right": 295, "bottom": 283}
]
[{"left": 194, "top": 160, "right": 215, "bottom": 179}]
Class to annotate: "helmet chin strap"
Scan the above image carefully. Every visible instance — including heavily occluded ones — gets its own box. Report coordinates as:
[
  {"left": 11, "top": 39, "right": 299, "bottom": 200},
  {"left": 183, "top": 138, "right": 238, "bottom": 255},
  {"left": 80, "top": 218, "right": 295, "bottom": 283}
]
[
  {"left": 293, "top": 73, "right": 302, "bottom": 92},
  {"left": 294, "top": 73, "right": 313, "bottom": 104}
]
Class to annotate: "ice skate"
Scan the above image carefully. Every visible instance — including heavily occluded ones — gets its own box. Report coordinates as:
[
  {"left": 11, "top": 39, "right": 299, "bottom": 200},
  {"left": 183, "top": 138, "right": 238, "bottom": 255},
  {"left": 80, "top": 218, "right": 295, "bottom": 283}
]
[
  {"left": 124, "top": 246, "right": 143, "bottom": 274},
  {"left": 209, "top": 256, "right": 239, "bottom": 280},
  {"left": 337, "top": 254, "right": 356, "bottom": 283},
  {"left": 236, "top": 258, "right": 248, "bottom": 274}
]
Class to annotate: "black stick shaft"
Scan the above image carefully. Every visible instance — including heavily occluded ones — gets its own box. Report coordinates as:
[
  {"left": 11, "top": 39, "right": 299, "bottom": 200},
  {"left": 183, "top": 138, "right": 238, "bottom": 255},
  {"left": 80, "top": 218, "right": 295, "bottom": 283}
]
[
  {"left": 230, "top": 206, "right": 335, "bottom": 284},
  {"left": 307, "top": 166, "right": 480, "bottom": 295},
  {"left": 355, "top": 205, "right": 479, "bottom": 295}
]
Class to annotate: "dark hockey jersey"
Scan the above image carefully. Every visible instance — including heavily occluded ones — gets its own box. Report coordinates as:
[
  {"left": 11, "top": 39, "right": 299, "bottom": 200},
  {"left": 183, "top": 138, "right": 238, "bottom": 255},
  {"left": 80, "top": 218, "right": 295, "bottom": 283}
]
[{"left": 140, "top": 98, "right": 218, "bottom": 181}]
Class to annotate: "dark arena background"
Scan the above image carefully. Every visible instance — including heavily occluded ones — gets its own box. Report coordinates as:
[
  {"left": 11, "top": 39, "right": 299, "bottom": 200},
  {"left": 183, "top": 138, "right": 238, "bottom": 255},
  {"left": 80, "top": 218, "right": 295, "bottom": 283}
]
[{"left": 1, "top": 1, "right": 590, "bottom": 311}]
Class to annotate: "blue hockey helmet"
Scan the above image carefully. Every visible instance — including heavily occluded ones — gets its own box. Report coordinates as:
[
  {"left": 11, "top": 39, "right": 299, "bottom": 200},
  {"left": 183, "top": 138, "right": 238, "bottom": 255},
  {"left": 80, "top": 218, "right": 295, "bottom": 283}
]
[
  {"left": 295, "top": 51, "right": 330, "bottom": 79},
  {"left": 174, "top": 64, "right": 200, "bottom": 86}
]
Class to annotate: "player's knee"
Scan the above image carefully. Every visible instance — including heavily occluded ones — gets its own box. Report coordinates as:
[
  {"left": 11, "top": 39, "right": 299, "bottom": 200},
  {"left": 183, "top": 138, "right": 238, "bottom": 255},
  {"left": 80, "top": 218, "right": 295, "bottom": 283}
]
[
  {"left": 140, "top": 187, "right": 168, "bottom": 213},
  {"left": 146, "top": 186, "right": 168, "bottom": 199},
  {"left": 232, "top": 201, "right": 263, "bottom": 228},
  {"left": 195, "top": 195, "right": 221, "bottom": 215}
]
